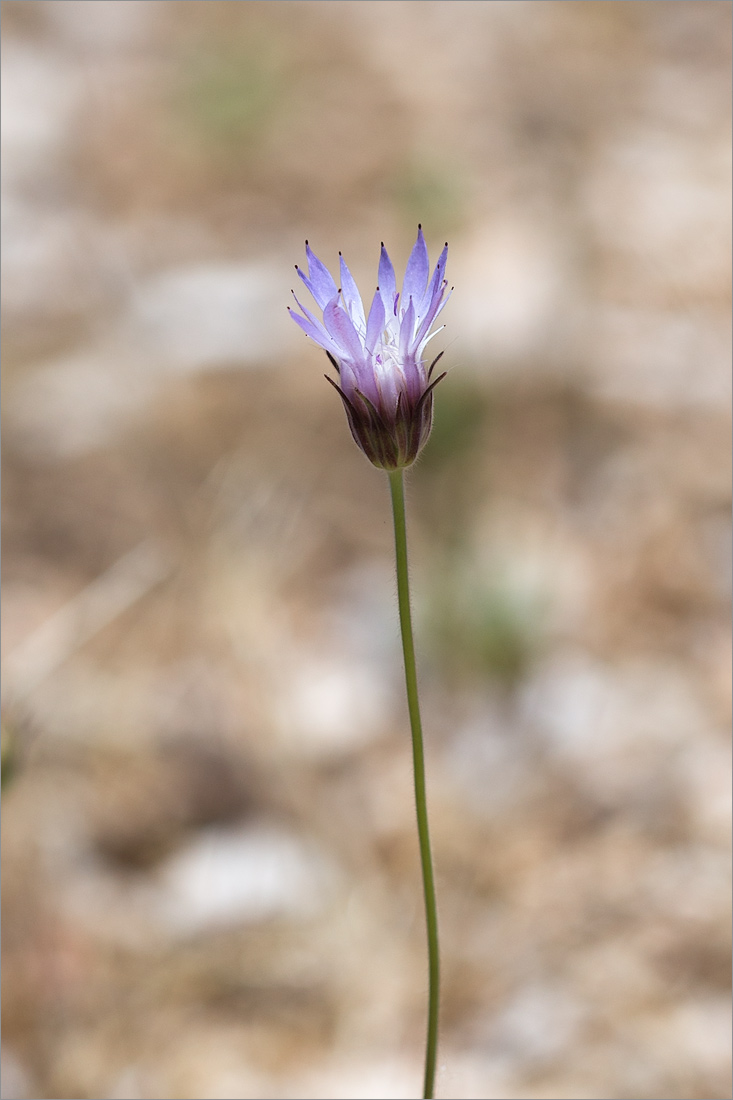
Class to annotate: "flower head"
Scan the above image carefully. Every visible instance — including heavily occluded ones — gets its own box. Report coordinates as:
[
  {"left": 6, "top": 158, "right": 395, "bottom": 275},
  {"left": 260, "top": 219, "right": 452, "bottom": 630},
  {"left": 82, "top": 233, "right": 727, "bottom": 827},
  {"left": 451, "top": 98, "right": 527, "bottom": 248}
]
[{"left": 289, "top": 226, "right": 450, "bottom": 469}]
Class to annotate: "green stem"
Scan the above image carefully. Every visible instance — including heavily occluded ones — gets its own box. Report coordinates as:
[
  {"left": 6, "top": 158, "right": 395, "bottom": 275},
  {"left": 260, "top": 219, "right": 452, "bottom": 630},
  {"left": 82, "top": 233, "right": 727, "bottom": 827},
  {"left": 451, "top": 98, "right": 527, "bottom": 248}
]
[{"left": 388, "top": 467, "right": 440, "bottom": 1100}]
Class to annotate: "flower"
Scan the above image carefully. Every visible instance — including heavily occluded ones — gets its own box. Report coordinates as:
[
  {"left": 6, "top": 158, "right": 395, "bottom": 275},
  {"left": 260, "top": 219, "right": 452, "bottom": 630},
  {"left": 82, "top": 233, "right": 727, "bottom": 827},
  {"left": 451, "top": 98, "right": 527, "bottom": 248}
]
[{"left": 288, "top": 226, "right": 450, "bottom": 469}]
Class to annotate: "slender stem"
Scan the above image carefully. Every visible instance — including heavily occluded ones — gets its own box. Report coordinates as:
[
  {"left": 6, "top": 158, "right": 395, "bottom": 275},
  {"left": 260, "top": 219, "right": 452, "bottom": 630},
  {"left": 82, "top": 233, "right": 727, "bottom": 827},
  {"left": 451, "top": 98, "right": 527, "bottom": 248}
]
[{"left": 388, "top": 468, "right": 440, "bottom": 1100}]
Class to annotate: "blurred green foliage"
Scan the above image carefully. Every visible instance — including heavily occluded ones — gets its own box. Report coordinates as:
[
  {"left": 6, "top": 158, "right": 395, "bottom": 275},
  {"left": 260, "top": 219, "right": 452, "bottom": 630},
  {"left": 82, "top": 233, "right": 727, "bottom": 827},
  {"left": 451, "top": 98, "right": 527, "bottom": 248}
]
[
  {"left": 1, "top": 723, "right": 18, "bottom": 790},
  {"left": 418, "top": 377, "right": 494, "bottom": 557},
  {"left": 175, "top": 42, "right": 286, "bottom": 157},
  {"left": 391, "top": 160, "right": 467, "bottom": 236},
  {"left": 424, "top": 556, "right": 546, "bottom": 689},
  {"left": 419, "top": 379, "right": 546, "bottom": 688},
  {"left": 421, "top": 375, "right": 490, "bottom": 470}
]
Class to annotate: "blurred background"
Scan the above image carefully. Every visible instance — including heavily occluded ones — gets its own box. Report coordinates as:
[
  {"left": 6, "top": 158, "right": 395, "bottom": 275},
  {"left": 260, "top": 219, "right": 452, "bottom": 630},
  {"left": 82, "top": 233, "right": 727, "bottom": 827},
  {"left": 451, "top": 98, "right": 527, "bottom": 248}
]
[{"left": 1, "top": 2, "right": 731, "bottom": 1098}]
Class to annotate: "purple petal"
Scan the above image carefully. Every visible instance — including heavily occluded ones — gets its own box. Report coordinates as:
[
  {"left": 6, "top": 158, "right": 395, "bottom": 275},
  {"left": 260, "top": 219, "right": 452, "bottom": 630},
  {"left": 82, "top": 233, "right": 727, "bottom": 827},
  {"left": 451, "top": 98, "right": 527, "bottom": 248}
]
[
  {"left": 323, "top": 298, "right": 367, "bottom": 363},
  {"left": 337, "top": 359, "right": 360, "bottom": 403},
  {"left": 415, "top": 283, "right": 451, "bottom": 347},
  {"left": 288, "top": 306, "right": 338, "bottom": 355},
  {"left": 339, "top": 254, "right": 366, "bottom": 329},
  {"left": 297, "top": 242, "right": 339, "bottom": 309},
  {"left": 399, "top": 296, "right": 417, "bottom": 359},
  {"left": 402, "top": 226, "right": 430, "bottom": 306},
  {"left": 372, "top": 358, "right": 399, "bottom": 411},
  {"left": 296, "top": 267, "right": 334, "bottom": 312},
  {"left": 398, "top": 301, "right": 425, "bottom": 402},
  {"left": 424, "top": 243, "right": 448, "bottom": 311},
  {"left": 378, "top": 244, "right": 397, "bottom": 316},
  {"left": 365, "top": 289, "right": 385, "bottom": 352},
  {"left": 402, "top": 354, "right": 425, "bottom": 403},
  {"left": 291, "top": 291, "right": 334, "bottom": 342}
]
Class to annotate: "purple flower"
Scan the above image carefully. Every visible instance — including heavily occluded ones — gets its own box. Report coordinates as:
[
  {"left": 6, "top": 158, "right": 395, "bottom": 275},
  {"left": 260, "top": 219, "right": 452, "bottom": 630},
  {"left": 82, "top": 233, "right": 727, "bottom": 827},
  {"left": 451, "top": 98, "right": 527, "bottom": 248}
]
[{"left": 289, "top": 226, "right": 450, "bottom": 469}]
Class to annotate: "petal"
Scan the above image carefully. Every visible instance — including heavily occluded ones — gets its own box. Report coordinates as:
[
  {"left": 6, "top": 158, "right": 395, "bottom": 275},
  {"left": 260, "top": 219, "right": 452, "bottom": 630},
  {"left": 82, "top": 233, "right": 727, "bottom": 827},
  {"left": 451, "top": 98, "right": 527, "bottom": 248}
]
[
  {"left": 297, "top": 242, "right": 339, "bottom": 309},
  {"left": 323, "top": 297, "right": 367, "bottom": 363},
  {"left": 339, "top": 253, "right": 366, "bottom": 329},
  {"left": 401, "top": 226, "right": 430, "bottom": 306},
  {"left": 378, "top": 244, "right": 397, "bottom": 316},
  {"left": 365, "top": 289, "right": 385, "bottom": 352},
  {"left": 336, "top": 358, "right": 360, "bottom": 403},
  {"left": 296, "top": 266, "right": 332, "bottom": 311},
  {"left": 291, "top": 291, "right": 333, "bottom": 343},
  {"left": 399, "top": 296, "right": 417, "bottom": 359},
  {"left": 425, "top": 243, "right": 448, "bottom": 312},
  {"left": 288, "top": 306, "right": 339, "bottom": 355},
  {"left": 372, "top": 358, "right": 399, "bottom": 412},
  {"left": 415, "top": 282, "right": 451, "bottom": 347},
  {"left": 402, "top": 357, "right": 425, "bottom": 404}
]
